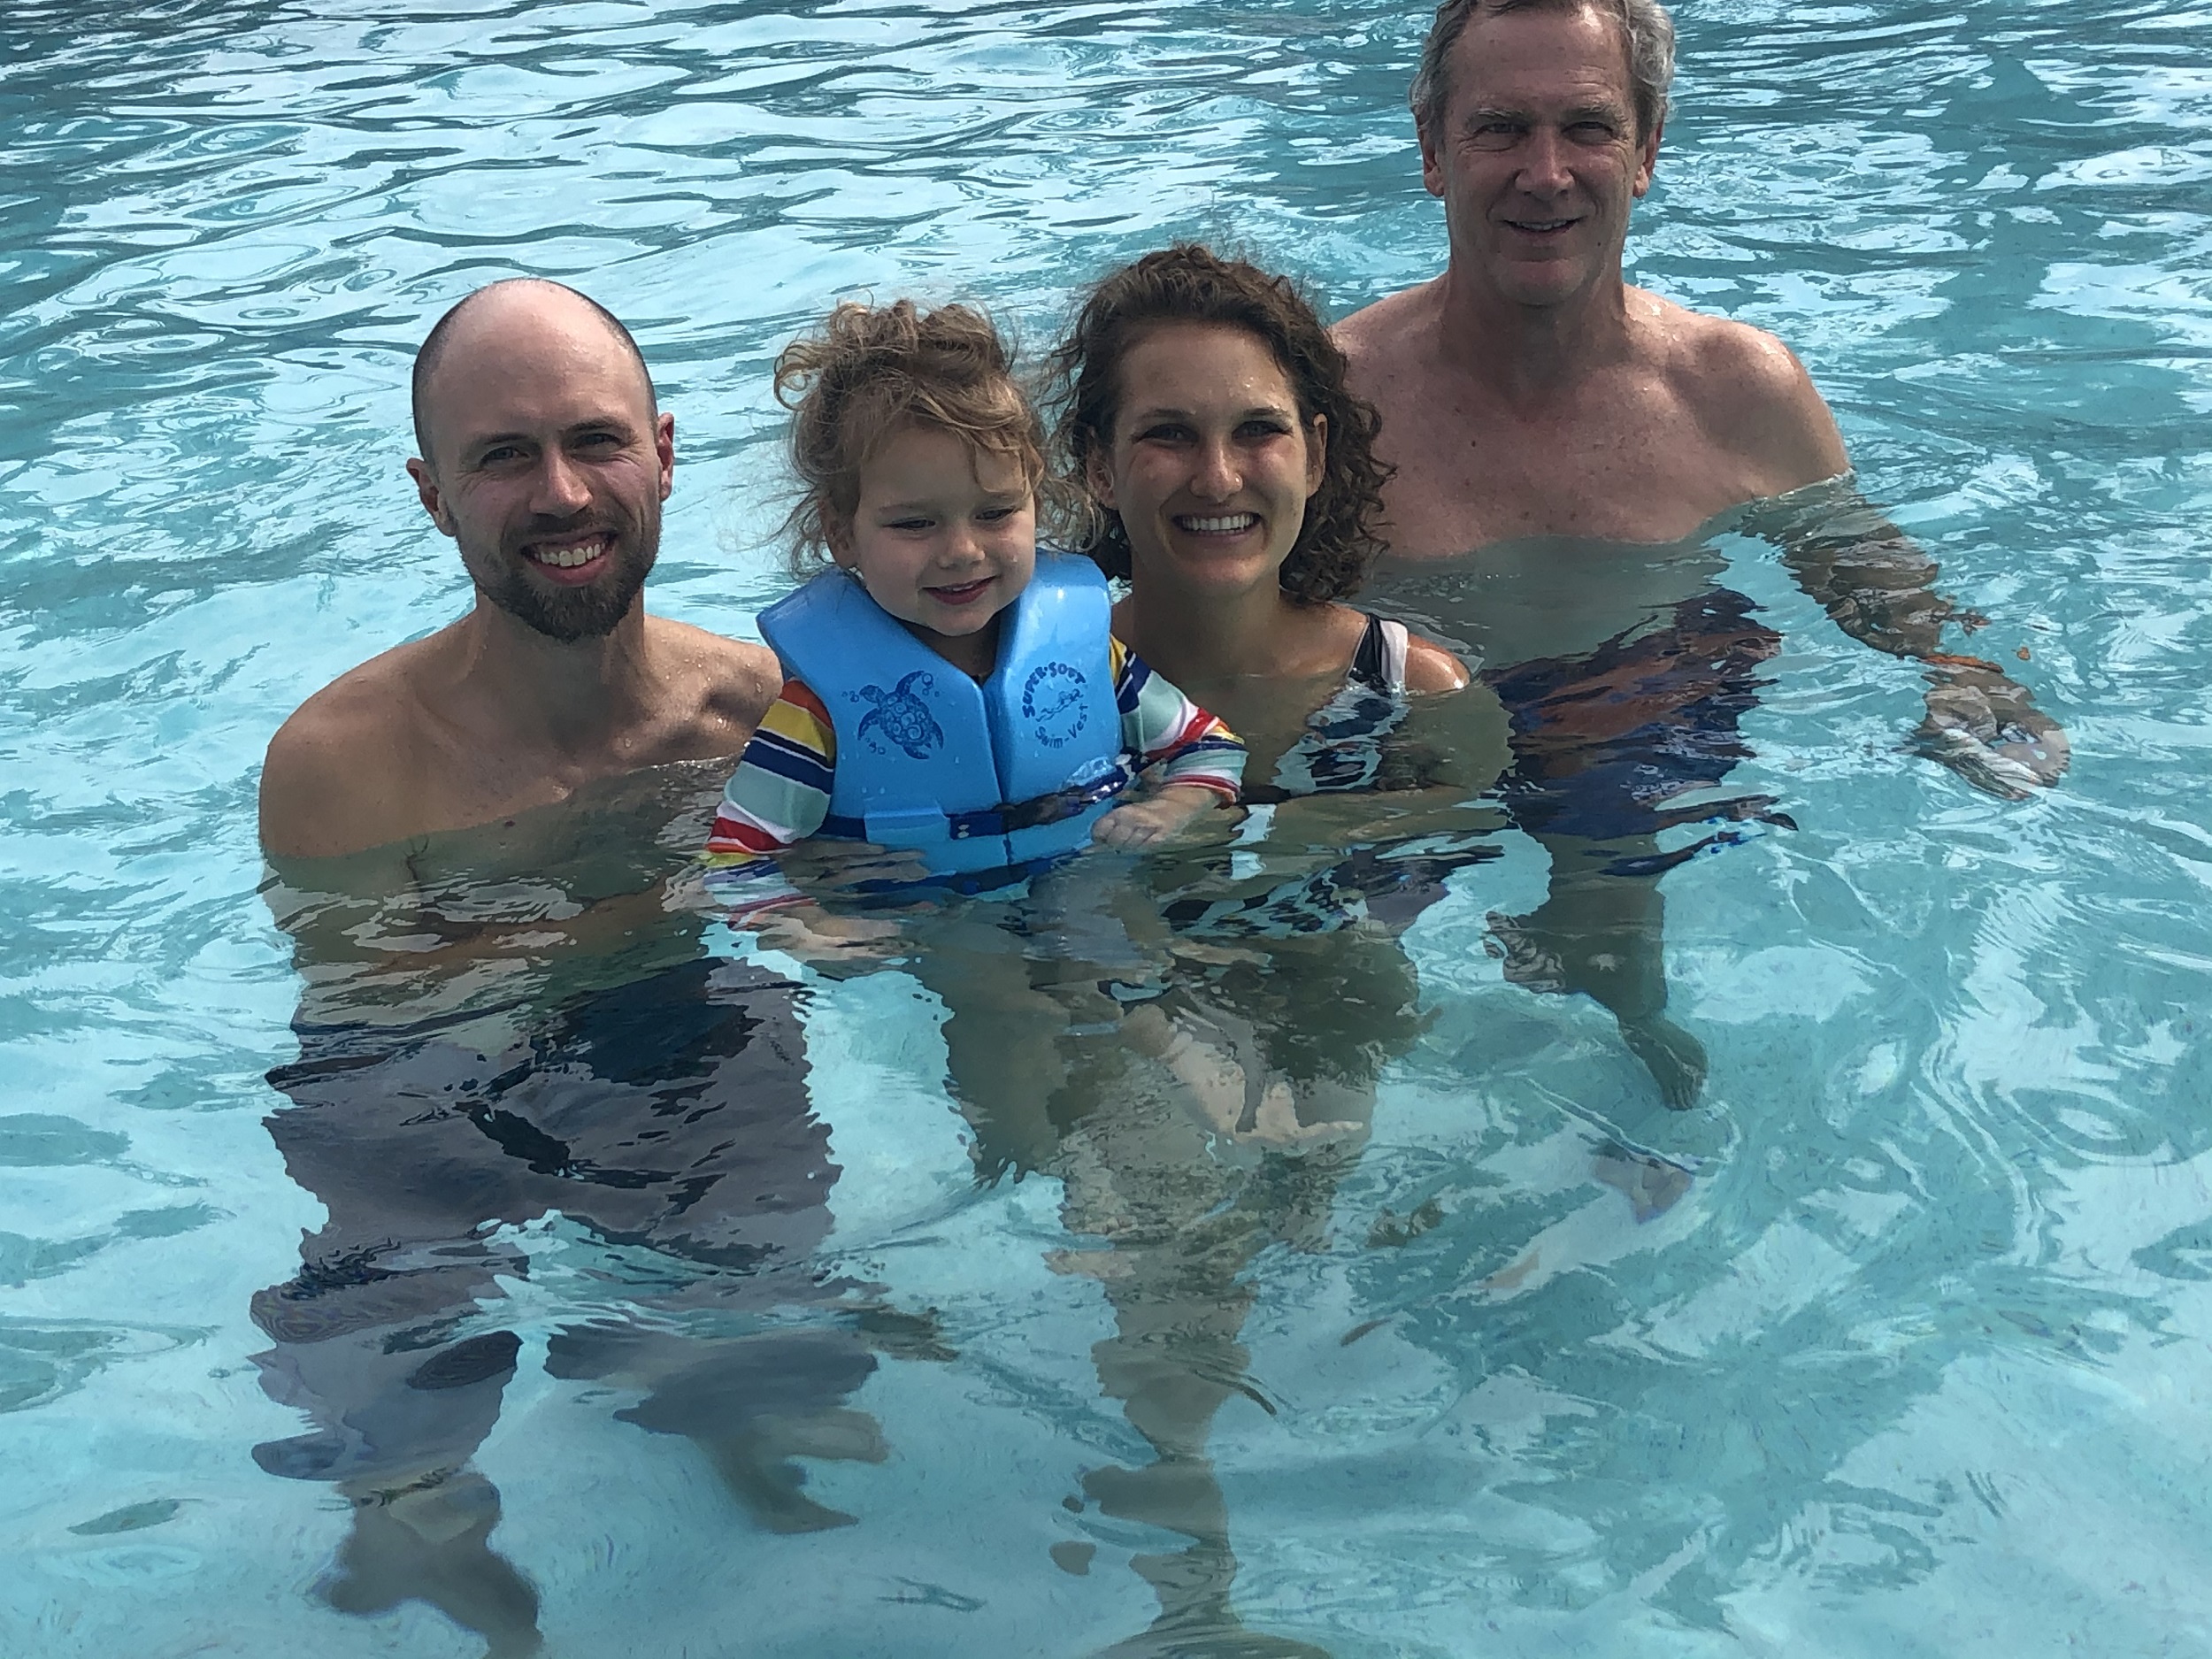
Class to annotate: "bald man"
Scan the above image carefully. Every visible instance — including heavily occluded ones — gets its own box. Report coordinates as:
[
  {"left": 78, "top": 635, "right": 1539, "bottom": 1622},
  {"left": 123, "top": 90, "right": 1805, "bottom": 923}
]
[{"left": 259, "top": 279, "right": 780, "bottom": 862}]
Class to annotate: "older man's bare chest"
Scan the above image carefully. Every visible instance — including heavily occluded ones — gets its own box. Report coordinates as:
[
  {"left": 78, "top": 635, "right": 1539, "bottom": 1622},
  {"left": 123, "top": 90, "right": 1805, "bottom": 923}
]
[{"left": 1372, "top": 364, "right": 1773, "bottom": 558}]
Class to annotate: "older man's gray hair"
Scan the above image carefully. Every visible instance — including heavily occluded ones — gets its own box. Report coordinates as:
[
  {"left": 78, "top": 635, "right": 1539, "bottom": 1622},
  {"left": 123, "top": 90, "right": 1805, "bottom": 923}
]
[{"left": 1409, "top": 0, "right": 1676, "bottom": 141}]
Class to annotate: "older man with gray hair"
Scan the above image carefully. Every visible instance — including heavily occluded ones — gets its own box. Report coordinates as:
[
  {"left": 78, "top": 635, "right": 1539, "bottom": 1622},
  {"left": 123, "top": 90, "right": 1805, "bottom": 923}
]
[
  {"left": 1343, "top": 0, "right": 2062, "bottom": 775},
  {"left": 1349, "top": 0, "right": 1851, "bottom": 550},
  {"left": 1339, "top": 0, "right": 2065, "bottom": 1104}
]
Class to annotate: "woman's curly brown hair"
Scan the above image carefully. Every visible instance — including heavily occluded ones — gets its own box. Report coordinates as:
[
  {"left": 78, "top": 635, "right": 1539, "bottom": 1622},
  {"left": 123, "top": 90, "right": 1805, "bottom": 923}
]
[
  {"left": 1046, "top": 244, "right": 1394, "bottom": 606},
  {"left": 774, "top": 297, "right": 1070, "bottom": 571}
]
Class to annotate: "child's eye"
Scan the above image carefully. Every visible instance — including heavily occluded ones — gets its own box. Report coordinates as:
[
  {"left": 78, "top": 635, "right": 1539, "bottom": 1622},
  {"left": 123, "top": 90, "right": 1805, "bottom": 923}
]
[
  {"left": 885, "top": 517, "right": 934, "bottom": 533},
  {"left": 975, "top": 505, "right": 1018, "bottom": 523}
]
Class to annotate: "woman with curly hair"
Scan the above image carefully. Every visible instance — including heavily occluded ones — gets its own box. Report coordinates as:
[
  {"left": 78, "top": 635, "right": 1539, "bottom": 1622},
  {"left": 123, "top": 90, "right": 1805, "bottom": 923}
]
[
  {"left": 1005, "top": 245, "right": 1517, "bottom": 1657},
  {"left": 1050, "top": 243, "right": 1490, "bottom": 793},
  {"left": 1044, "top": 244, "right": 1515, "bottom": 1119}
]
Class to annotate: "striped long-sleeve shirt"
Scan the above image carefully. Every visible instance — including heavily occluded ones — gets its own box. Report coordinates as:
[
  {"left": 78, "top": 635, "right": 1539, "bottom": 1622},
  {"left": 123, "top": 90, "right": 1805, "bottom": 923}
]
[{"left": 704, "top": 637, "right": 1243, "bottom": 916}]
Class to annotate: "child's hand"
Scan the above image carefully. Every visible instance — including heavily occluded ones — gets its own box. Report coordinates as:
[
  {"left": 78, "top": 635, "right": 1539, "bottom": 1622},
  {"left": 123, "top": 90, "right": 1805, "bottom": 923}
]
[
  {"left": 778, "top": 838, "right": 932, "bottom": 894},
  {"left": 1092, "top": 786, "right": 1225, "bottom": 850},
  {"left": 753, "top": 902, "right": 902, "bottom": 967}
]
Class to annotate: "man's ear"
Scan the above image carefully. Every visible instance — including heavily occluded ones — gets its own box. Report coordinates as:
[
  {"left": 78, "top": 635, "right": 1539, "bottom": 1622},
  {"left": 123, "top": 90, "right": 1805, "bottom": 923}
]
[
  {"left": 1418, "top": 121, "right": 1446, "bottom": 199},
  {"left": 1632, "top": 120, "right": 1662, "bottom": 198},
  {"left": 654, "top": 411, "right": 676, "bottom": 501},
  {"left": 405, "top": 456, "right": 457, "bottom": 539}
]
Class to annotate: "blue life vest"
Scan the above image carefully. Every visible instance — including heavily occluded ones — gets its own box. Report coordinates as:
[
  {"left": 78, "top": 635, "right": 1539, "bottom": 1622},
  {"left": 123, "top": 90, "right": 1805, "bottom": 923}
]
[{"left": 757, "top": 553, "right": 1132, "bottom": 875}]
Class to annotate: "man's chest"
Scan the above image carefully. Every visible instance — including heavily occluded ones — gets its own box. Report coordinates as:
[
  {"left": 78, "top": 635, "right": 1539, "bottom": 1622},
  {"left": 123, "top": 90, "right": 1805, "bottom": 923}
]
[
  {"left": 1380, "top": 382, "right": 1764, "bottom": 554},
  {"left": 406, "top": 710, "right": 718, "bottom": 835},
  {"left": 395, "top": 739, "right": 726, "bottom": 879}
]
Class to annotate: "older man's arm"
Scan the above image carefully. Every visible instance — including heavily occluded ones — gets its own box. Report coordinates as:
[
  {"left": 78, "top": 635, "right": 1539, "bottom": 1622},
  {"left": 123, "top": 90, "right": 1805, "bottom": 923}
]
[
  {"left": 1698, "top": 319, "right": 1854, "bottom": 499},
  {"left": 1766, "top": 484, "right": 2070, "bottom": 799},
  {"left": 1691, "top": 321, "right": 2070, "bottom": 799}
]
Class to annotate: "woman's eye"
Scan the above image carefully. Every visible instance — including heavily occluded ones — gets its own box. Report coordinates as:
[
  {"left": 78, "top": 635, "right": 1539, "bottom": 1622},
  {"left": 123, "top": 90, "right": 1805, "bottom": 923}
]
[
  {"left": 1135, "top": 424, "right": 1191, "bottom": 443},
  {"left": 1239, "top": 420, "right": 1293, "bottom": 440}
]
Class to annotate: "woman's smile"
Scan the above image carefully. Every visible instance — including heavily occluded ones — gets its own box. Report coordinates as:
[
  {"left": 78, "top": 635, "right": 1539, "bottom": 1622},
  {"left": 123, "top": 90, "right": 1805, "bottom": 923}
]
[
  {"left": 1173, "top": 511, "right": 1260, "bottom": 536},
  {"left": 1097, "top": 321, "right": 1325, "bottom": 599}
]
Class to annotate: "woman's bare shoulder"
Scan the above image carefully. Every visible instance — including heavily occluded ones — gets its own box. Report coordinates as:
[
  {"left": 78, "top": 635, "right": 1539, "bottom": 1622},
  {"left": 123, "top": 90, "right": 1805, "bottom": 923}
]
[{"left": 1402, "top": 631, "right": 1471, "bottom": 694}]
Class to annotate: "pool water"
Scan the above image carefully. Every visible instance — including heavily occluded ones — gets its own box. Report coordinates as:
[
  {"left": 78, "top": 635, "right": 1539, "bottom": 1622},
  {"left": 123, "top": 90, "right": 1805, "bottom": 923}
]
[{"left": 6, "top": 0, "right": 2212, "bottom": 1655}]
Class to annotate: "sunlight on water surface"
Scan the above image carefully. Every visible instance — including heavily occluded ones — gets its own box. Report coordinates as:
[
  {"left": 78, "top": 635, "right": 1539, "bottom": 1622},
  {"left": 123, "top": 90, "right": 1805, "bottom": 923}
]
[{"left": 3, "top": 1, "right": 2211, "bottom": 1655}]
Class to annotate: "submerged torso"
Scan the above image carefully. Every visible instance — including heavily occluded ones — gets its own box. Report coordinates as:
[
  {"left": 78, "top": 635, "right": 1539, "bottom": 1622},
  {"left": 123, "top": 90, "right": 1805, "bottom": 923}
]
[
  {"left": 264, "top": 758, "right": 733, "bottom": 1030},
  {"left": 1366, "top": 513, "right": 1789, "bottom": 849},
  {"left": 1367, "top": 523, "right": 1736, "bottom": 672}
]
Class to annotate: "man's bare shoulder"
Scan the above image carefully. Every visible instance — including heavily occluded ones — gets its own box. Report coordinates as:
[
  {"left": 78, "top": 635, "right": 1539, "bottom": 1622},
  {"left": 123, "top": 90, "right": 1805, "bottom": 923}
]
[
  {"left": 1636, "top": 291, "right": 1850, "bottom": 491},
  {"left": 259, "top": 634, "right": 451, "bottom": 859},
  {"left": 1334, "top": 280, "right": 1447, "bottom": 383},
  {"left": 643, "top": 617, "right": 782, "bottom": 745}
]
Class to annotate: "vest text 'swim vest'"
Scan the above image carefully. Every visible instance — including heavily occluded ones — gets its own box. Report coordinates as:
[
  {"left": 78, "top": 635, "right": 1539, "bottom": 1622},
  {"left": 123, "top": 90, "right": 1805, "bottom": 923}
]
[{"left": 757, "top": 554, "right": 1130, "bottom": 874}]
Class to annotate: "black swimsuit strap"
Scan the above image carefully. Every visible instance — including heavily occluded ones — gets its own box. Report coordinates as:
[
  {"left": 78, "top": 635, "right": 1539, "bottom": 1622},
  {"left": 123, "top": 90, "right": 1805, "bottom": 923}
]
[{"left": 1347, "top": 611, "right": 1388, "bottom": 693}]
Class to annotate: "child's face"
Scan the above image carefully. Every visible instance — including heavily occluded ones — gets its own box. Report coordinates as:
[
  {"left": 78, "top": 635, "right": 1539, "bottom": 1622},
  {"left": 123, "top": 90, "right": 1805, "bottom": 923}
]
[{"left": 833, "top": 423, "right": 1038, "bottom": 673}]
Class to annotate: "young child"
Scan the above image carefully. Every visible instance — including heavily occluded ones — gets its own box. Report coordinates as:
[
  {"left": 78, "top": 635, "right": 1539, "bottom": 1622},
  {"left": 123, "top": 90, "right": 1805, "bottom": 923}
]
[{"left": 705, "top": 298, "right": 1245, "bottom": 923}]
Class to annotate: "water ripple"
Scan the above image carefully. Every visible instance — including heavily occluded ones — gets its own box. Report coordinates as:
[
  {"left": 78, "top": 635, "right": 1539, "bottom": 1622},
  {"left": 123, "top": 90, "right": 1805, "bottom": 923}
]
[{"left": 4, "top": 0, "right": 2211, "bottom": 1653}]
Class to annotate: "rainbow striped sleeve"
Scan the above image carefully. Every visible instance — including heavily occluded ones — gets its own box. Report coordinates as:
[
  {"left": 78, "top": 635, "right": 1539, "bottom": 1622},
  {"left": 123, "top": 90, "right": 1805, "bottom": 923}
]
[
  {"left": 1111, "top": 636, "right": 1245, "bottom": 801},
  {"left": 702, "top": 678, "right": 837, "bottom": 916}
]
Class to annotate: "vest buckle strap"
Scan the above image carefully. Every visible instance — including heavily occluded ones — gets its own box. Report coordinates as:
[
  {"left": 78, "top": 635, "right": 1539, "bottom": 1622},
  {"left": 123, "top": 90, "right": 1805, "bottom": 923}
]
[
  {"left": 994, "top": 760, "right": 1135, "bottom": 833},
  {"left": 933, "top": 761, "right": 1135, "bottom": 843},
  {"left": 823, "top": 760, "right": 1135, "bottom": 849}
]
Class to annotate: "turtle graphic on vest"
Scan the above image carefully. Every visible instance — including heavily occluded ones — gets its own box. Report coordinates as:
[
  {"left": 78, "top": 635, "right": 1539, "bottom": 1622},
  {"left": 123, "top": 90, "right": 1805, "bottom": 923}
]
[{"left": 852, "top": 671, "right": 945, "bottom": 760}]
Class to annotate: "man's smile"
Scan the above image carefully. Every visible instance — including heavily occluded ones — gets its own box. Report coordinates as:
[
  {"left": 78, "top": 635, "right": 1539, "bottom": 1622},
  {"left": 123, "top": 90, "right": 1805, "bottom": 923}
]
[{"left": 521, "top": 531, "right": 615, "bottom": 583}]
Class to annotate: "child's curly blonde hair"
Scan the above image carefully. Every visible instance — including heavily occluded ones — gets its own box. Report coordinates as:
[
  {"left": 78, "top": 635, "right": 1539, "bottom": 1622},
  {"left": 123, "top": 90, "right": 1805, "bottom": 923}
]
[{"left": 774, "top": 298, "right": 1078, "bottom": 569}]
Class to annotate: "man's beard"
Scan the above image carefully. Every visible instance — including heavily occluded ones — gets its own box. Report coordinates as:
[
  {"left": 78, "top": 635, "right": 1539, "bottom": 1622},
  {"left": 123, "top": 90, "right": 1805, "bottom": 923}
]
[{"left": 473, "top": 518, "right": 657, "bottom": 643}]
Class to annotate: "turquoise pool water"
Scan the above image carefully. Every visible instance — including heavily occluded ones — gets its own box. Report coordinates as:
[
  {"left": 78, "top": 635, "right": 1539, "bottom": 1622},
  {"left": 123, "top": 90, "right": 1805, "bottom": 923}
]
[{"left": 6, "top": 1, "right": 2212, "bottom": 1655}]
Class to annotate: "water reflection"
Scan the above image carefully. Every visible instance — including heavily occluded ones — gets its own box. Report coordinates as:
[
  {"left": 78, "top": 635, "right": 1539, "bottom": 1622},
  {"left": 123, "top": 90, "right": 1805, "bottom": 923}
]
[
  {"left": 870, "top": 705, "right": 1507, "bottom": 1656},
  {"left": 934, "top": 891, "right": 1358, "bottom": 1657},
  {"left": 251, "top": 766, "right": 938, "bottom": 1656},
  {"left": 1376, "top": 513, "right": 1809, "bottom": 1110}
]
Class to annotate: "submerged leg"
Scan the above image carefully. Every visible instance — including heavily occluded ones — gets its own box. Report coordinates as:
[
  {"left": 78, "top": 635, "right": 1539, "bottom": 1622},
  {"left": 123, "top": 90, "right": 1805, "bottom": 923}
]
[
  {"left": 550, "top": 1321, "right": 891, "bottom": 1536},
  {"left": 914, "top": 917, "right": 1083, "bottom": 1178},
  {"left": 322, "top": 1468, "right": 542, "bottom": 1659},
  {"left": 1054, "top": 1083, "right": 1348, "bottom": 1658},
  {"left": 1084, "top": 1246, "right": 1330, "bottom": 1659},
  {"left": 1491, "top": 832, "right": 1707, "bottom": 1109}
]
